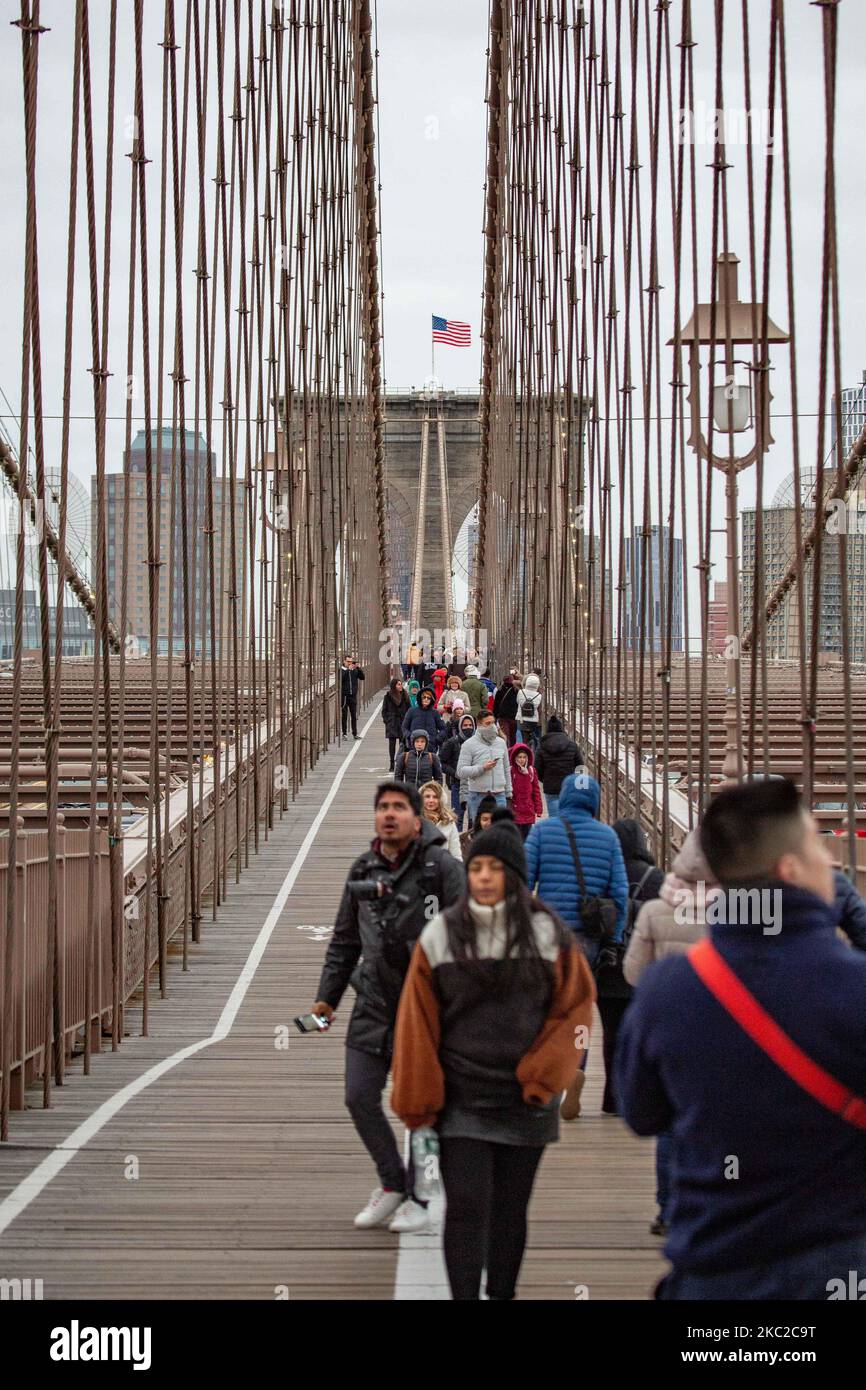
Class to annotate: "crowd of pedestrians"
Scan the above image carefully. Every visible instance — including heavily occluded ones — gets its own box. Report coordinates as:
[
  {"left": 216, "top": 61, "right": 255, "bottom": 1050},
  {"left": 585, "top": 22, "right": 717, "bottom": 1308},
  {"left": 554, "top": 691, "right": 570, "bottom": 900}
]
[{"left": 312, "top": 648, "right": 866, "bottom": 1302}]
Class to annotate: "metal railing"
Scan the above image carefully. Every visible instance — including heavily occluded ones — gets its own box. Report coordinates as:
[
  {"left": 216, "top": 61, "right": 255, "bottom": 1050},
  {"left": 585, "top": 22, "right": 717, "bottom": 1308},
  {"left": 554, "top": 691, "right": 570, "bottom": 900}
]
[
  {"left": 0, "top": 670, "right": 365, "bottom": 1113},
  {"left": 0, "top": 824, "right": 112, "bottom": 1107}
]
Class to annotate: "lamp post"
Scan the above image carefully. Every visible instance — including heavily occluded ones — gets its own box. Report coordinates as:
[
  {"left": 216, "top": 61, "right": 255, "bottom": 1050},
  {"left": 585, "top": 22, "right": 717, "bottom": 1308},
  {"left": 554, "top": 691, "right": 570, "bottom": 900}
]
[{"left": 676, "top": 252, "right": 789, "bottom": 781}]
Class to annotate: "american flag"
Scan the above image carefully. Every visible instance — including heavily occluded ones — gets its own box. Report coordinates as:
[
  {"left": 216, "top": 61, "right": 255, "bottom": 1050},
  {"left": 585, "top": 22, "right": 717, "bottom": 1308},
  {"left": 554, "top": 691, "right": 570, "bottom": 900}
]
[{"left": 432, "top": 315, "right": 471, "bottom": 347}]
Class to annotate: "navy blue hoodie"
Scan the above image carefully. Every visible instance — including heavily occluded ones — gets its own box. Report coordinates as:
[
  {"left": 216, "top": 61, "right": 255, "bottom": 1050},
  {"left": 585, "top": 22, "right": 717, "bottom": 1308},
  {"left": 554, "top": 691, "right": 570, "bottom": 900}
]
[
  {"left": 401, "top": 690, "right": 446, "bottom": 750},
  {"left": 615, "top": 883, "right": 866, "bottom": 1274}
]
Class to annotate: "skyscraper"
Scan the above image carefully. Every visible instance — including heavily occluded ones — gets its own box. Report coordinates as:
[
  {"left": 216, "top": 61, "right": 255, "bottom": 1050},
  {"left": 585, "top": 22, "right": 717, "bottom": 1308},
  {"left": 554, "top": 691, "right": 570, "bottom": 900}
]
[
  {"left": 740, "top": 469, "right": 866, "bottom": 664},
  {"left": 833, "top": 369, "right": 866, "bottom": 460},
  {"left": 93, "top": 428, "right": 246, "bottom": 657},
  {"left": 623, "top": 524, "right": 684, "bottom": 653}
]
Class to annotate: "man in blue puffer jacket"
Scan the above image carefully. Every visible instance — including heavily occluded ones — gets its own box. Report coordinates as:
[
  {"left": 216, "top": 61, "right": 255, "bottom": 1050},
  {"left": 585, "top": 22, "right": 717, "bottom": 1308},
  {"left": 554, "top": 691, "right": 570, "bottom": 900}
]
[
  {"left": 525, "top": 772, "right": 628, "bottom": 1120},
  {"left": 525, "top": 773, "right": 629, "bottom": 944}
]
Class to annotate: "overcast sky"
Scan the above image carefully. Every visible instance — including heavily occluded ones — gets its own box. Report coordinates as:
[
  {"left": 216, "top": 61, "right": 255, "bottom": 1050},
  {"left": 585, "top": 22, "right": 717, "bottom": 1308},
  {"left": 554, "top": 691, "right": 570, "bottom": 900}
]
[
  {"left": 1, "top": 1, "right": 864, "bottom": 621},
  {"left": 374, "top": 0, "right": 866, "bottom": 493}
]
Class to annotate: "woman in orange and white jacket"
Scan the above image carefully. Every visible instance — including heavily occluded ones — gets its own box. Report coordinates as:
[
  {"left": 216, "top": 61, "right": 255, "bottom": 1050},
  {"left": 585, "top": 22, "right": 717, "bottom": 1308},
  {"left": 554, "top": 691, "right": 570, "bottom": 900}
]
[{"left": 391, "top": 809, "right": 595, "bottom": 1301}]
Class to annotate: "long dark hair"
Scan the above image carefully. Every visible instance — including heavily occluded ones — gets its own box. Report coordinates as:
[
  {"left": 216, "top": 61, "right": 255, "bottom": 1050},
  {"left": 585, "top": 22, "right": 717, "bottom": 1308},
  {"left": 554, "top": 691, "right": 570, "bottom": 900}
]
[{"left": 443, "top": 869, "right": 571, "bottom": 991}]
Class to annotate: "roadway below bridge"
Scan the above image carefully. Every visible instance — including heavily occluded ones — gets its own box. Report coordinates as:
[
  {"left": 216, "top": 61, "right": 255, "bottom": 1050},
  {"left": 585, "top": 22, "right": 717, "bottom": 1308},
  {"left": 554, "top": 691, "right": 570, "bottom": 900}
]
[{"left": 0, "top": 696, "right": 662, "bottom": 1300}]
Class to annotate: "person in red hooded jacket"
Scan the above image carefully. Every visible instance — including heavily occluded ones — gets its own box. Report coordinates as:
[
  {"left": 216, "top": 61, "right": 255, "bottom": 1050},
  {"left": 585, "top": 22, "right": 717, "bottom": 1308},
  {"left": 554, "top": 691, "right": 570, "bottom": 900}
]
[
  {"left": 432, "top": 660, "right": 449, "bottom": 704},
  {"left": 508, "top": 742, "right": 543, "bottom": 840}
]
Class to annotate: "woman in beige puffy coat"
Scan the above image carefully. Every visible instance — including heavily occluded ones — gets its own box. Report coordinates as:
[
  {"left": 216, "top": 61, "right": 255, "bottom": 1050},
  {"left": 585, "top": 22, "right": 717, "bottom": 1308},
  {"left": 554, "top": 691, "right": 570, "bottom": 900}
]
[
  {"left": 623, "top": 829, "right": 718, "bottom": 987},
  {"left": 437, "top": 675, "right": 465, "bottom": 713},
  {"left": 622, "top": 828, "right": 719, "bottom": 1238}
]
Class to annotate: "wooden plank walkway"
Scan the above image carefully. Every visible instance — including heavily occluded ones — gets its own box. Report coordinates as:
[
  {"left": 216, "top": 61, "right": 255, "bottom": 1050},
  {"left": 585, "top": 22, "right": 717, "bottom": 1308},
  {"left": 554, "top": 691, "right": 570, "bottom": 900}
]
[{"left": 0, "top": 696, "right": 664, "bottom": 1300}]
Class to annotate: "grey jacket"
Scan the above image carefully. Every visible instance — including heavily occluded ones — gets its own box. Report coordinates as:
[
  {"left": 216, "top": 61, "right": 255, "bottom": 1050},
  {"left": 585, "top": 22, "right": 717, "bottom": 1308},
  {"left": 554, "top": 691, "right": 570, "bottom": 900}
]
[{"left": 456, "top": 728, "right": 513, "bottom": 797}]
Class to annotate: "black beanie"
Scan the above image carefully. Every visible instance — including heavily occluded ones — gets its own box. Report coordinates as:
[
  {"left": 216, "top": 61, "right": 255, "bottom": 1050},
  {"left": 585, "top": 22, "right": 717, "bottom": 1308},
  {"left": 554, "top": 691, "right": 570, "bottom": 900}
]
[
  {"left": 546, "top": 714, "right": 563, "bottom": 734},
  {"left": 465, "top": 807, "right": 528, "bottom": 882}
]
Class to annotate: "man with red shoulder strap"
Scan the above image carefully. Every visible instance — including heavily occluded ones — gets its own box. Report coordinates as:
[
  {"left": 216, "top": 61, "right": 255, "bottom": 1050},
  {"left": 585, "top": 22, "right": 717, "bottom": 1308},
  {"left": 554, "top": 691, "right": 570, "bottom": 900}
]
[{"left": 616, "top": 777, "right": 866, "bottom": 1300}]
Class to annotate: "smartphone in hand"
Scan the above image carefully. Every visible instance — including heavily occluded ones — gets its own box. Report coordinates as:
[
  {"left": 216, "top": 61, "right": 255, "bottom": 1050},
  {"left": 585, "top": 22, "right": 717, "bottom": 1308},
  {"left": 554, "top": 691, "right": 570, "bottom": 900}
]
[{"left": 294, "top": 1013, "right": 331, "bottom": 1034}]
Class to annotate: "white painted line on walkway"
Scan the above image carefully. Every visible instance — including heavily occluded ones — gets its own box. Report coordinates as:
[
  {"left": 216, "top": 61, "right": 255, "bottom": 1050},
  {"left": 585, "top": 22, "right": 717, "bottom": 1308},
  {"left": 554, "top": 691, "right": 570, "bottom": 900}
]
[
  {"left": 0, "top": 703, "right": 383, "bottom": 1240},
  {"left": 394, "top": 1194, "right": 449, "bottom": 1300},
  {"left": 393, "top": 1119, "right": 451, "bottom": 1299}
]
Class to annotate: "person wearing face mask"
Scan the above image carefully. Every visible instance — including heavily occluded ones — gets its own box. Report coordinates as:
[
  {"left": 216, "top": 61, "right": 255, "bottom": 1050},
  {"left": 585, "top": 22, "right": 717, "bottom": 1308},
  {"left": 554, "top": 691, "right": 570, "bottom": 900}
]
[
  {"left": 457, "top": 711, "right": 513, "bottom": 825},
  {"left": 391, "top": 810, "right": 595, "bottom": 1300},
  {"left": 440, "top": 712, "right": 476, "bottom": 824}
]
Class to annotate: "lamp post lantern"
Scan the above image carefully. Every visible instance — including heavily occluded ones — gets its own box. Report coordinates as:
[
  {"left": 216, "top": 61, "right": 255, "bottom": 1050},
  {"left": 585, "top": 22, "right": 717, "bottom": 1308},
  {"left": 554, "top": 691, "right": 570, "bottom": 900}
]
[{"left": 675, "top": 252, "right": 790, "bottom": 781}]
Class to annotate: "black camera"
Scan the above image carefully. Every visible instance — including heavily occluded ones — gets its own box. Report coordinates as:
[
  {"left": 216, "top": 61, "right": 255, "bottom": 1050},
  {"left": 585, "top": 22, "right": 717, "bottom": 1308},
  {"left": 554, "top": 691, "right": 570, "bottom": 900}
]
[
  {"left": 348, "top": 873, "right": 415, "bottom": 969},
  {"left": 346, "top": 874, "right": 395, "bottom": 902}
]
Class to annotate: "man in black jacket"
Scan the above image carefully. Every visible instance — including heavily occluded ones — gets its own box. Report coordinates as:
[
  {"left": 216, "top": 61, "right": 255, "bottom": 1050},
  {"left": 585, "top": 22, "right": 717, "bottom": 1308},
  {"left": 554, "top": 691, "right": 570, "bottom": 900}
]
[
  {"left": 340, "top": 654, "right": 365, "bottom": 739},
  {"left": 311, "top": 782, "right": 465, "bottom": 1232},
  {"left": 535, "top": 714, "right": 584, "bottom": 815},
  {"left": 492, "top": 671, "right": 520, "bottom": 746}
]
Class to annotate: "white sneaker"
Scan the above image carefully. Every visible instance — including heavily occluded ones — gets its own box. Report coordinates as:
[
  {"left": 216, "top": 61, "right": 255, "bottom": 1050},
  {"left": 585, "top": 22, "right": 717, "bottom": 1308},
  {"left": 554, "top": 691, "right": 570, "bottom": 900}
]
[
  {"left": 388, "top": 1199, "right": 432, "bottom": 1234},
  {"left": 353, "top": 1187, "right": 405, "bottom": 1229}
]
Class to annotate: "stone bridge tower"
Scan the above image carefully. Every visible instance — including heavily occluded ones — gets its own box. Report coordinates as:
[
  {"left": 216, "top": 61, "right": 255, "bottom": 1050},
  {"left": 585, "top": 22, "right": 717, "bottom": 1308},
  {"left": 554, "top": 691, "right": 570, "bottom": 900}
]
[{"left": 384, "top": 391, "right": 480, "bottom": 639}]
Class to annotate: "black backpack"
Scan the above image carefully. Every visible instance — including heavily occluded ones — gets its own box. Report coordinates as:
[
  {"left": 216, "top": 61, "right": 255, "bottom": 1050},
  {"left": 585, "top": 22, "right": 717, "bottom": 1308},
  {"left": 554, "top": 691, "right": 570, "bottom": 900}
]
[
  {"left": 562, "top": 821, "right": 618, "bottom": 939},
  {"left": 595, "top": 866, "right": 656, "bottom": 999},
  {"left": 520, "top": 693, "right": 537, "bottom": 720},
  {"left": 625, "top": 865, "right": 656, "bottom": 943}
]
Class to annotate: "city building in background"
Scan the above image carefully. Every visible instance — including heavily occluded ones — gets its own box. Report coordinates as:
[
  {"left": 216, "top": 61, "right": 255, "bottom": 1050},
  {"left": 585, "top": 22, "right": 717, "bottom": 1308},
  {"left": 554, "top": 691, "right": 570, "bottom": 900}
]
[
  {"left": 0, "top": 453, "right": 96, "bottom": 660},
  {"left": 707, "top": 581, "right": 729, "bottom": 654},
  {"left": 623, "top": 524, "right": 684, "bottom": 653},
  {"left": 741, "top": 468, "right": 866, "bottom": 664},
  {"left": 0, "top": 590, "right": 94, "bottom": 660},
  {"left": 93, "top": 428, "right": 246, "bottom": 657},
  {"left": 833, "top": 369, "right": 866, "bottom": 459},
  {"left": 583, "top": 535, "right": 614, "bottom": 651}
]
